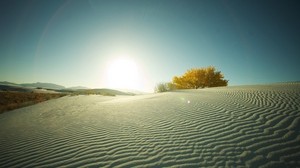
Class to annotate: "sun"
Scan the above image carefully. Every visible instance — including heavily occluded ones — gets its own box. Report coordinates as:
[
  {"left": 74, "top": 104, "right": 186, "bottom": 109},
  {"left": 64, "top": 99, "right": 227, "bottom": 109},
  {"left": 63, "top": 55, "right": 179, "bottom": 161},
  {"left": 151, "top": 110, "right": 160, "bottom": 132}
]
[{"left": 106, "top": 58, "right": 140, "bottom": 90}]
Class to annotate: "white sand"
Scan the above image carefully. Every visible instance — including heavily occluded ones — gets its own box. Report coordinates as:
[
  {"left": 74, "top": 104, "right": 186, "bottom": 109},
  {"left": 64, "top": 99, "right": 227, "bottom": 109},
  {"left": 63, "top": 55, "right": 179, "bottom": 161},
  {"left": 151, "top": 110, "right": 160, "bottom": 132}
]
[{"left": 0, "top": 83, "right": 299, "bottom": 167}]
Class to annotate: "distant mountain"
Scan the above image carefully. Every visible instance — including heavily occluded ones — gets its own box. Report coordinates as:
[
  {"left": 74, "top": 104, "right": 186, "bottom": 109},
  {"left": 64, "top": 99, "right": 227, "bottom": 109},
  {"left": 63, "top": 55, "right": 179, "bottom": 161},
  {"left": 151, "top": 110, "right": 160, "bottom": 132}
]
[
  {"left": 0, "top": 81, "right": 143, "bottom": 95},
  {"left": 20, "top": 82, "right": 66, "bottom": 90},
  {"left": 67, "top": 86, "right": 90, "bottom": 90},
  {"left": 74, "top": 88, "right": 135, "bottom": 96},
  {"left": 92, "top": 89, "right": 135, "bottom": 96},
  {"left": 118, "top": 89, "right": 148, "bottom": 95},
  {"left": 0, "top": 84, "right": 34, "bottom": 92},
  {"left": 0, "top": 81, "right": 19, "bottom": 86}
]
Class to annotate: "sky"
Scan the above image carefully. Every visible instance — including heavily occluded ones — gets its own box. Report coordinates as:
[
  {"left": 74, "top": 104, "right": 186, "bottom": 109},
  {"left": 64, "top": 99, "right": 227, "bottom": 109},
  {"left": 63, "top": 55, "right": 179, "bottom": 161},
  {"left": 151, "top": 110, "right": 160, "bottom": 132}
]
[{"left": 1, "top": 0, "right": 300, "bottom": 92}]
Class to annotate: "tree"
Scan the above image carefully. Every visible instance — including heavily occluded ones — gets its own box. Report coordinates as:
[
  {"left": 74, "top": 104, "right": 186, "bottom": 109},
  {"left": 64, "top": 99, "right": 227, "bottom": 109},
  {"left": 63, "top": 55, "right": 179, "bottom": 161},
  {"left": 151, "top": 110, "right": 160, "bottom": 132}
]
[{"left": 172, "top": 66, "right": 228, "bottom": 89}]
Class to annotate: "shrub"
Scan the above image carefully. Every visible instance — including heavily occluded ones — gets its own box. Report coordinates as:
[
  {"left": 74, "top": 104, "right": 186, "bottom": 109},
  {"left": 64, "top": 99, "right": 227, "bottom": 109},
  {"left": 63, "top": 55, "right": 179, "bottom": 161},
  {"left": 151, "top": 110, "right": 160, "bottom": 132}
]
[
  {"left": 154, "top": 82, "right": 177, "bottom": 93},
  {"left": 154, "top": 83, "right": 168, "bottom": 93},
  {"left": 172, "top": 66, "right": 228, "bottom": 89}
]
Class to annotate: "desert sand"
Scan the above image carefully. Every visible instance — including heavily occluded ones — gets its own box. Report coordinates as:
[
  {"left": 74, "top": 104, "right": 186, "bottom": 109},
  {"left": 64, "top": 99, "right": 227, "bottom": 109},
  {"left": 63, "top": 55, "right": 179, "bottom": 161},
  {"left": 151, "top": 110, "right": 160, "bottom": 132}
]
[{"left": 0, "top": 83, "right": 299, "bottom": 167}]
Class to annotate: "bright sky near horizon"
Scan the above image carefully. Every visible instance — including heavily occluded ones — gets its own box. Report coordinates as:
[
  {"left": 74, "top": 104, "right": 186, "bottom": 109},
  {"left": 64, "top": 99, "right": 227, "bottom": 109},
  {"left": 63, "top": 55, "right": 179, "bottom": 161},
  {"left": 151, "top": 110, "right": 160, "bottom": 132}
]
[{"left": 1, "top": 0, "right": 300, "bottom": 92}]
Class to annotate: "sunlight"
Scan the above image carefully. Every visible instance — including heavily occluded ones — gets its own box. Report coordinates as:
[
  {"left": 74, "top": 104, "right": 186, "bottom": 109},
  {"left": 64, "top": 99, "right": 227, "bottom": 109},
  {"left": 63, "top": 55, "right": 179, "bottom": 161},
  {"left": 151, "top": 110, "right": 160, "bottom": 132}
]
[{"left": 106, "top": 58, "right": 140, "bottom": 90}]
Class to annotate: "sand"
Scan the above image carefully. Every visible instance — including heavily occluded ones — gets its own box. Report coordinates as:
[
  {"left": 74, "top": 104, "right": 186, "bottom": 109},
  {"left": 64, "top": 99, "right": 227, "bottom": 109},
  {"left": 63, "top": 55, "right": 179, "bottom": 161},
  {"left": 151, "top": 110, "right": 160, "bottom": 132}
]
[{"left": 0, "top": 83, "right": 299, "bottom": 167}]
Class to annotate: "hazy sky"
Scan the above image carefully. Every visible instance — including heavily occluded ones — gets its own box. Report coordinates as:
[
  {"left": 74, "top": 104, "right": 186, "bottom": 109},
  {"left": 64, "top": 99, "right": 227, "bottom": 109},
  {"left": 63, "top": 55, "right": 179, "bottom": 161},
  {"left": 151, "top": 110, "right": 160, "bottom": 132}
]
[{"left": 1, "top": 0, "right": 300, "bottom": 92}]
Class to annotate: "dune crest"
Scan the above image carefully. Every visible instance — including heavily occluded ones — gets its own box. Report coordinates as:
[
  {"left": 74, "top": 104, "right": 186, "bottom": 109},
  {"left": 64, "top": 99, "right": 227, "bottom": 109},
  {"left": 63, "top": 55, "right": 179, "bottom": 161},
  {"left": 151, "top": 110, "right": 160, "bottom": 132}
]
[{"left": 0, "top": 83, "right": 299, "bottom": 167}]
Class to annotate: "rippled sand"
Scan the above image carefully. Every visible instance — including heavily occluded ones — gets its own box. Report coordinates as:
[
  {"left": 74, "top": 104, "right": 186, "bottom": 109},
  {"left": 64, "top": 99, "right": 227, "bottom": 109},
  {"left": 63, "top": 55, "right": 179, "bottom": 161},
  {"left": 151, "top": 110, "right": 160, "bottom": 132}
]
[{"left": 0, "top": 83, "right": 299, "bottom": 167}]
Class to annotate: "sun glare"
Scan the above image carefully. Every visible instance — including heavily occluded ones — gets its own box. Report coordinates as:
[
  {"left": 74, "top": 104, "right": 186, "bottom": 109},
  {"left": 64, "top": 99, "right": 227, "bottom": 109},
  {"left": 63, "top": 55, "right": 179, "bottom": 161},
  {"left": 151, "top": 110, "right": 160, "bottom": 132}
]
[{"left": 106, "top": 58, "right": 140, "bottom": 90}]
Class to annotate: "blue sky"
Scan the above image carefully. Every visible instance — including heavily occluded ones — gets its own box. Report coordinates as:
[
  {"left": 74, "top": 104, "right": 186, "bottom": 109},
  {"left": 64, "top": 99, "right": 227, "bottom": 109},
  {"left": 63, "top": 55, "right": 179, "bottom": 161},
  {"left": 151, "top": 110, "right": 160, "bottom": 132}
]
[{"left": 1, "top": 0, "right": 299, "bottom": 92}]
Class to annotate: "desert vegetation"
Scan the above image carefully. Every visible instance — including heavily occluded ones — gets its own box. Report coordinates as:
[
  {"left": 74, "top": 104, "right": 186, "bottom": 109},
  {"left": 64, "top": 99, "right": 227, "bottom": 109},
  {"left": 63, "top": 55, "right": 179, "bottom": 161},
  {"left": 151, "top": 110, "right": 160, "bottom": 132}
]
[
  {"left": 0, "top": 92, "right": 66, "bottom": 113},
  {"left": 156, "top": 66, "right": 228, "bottom": 92},
  {"left": 0, "top": 83, "right": 137, "bottom": 113},
  {"left": 154, "top": 82, "right": 176, "bottom": 93}
]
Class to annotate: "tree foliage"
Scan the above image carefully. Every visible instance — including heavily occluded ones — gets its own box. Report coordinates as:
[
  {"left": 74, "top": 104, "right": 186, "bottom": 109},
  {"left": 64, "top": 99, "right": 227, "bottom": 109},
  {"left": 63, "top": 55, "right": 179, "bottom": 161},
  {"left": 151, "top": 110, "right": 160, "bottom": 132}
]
[{"left": 172, "top": 66, "right": 228, "bottom": 89}]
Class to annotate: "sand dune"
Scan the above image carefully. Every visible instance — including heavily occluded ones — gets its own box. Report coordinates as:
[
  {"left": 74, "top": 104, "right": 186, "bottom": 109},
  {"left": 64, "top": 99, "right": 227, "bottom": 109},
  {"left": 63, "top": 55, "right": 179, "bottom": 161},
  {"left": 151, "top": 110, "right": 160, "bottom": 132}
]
[{"left": 0, "top": 83, "right": 299, "bottom": 167}]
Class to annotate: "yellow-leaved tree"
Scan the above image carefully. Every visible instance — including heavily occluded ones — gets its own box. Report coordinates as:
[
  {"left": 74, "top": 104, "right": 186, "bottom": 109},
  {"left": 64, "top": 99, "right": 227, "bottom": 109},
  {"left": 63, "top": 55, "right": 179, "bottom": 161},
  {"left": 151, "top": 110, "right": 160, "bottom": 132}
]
[{"left": 172, "top": 66, "right": 228, "bottom": 89}]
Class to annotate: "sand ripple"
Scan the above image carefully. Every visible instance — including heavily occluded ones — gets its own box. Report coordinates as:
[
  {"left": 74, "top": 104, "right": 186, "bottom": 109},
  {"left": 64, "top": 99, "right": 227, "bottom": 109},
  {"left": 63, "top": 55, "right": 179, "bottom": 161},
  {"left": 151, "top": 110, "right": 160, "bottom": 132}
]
[{"left": 0, "top": 83, "right": 300, "bottom": 167}]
